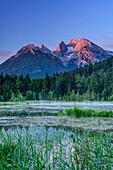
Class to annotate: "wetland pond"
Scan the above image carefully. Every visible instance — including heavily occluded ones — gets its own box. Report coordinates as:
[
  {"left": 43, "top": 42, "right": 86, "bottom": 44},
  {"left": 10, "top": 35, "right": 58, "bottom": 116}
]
[
  {"left": 0, "top": 101, "right": 113, "bottom": 169},
  {"left": 0, "top": 101, "right": 113, "bottom": 132},
  {"left": 0, "top": 101, "right": 113, "bottom": 140}
]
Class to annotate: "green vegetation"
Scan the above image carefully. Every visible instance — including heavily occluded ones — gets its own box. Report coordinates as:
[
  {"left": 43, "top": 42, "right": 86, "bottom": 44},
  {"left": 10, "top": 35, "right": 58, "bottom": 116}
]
[
  {"left": 0, "top": 128, "right": 112, "bottom": 169},
  {"left": 0, "top": 110, "right": 55, "bottom": 117},
  {"left": 0, "top": 56, "right": 113, "bottom": 101},
  {"left": 58, "top": 109, "right": 64, "bottom": 116},
  {"left": 0, "top": 102, "right": 19, "bottom": 105},
  {"left": 1, "top": 104, "right": 112, "bottom": 117},
  {"left": 66, "top": 107, "right": 113, "bottom": 117}
]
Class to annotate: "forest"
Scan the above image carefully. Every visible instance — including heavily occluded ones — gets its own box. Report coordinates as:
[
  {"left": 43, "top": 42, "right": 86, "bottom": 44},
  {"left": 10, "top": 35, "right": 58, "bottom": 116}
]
[{"left": 0, "top": 56, "right": 113, "bottom": 102}]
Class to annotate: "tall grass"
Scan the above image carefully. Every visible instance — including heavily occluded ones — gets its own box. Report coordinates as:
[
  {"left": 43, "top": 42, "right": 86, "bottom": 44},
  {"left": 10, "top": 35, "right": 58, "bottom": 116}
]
[
  {"left": 0, "top": 127, "right": 113, "bottom": 169},
  {"left": 66, "top": 107, "right": 113, "bottom": 117}
]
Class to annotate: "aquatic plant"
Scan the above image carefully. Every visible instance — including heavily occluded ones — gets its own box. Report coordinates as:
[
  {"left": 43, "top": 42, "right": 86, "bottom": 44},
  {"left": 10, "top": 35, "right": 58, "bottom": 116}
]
[{"left": 0, "top": 127, "right": 113, "bottom": 169}]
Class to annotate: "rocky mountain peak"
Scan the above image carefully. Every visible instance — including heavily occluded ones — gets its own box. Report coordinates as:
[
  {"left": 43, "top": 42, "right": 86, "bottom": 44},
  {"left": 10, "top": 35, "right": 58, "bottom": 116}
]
[
  {"left": 55, "top": 41, "right": 67, "bottom": 52},
  {"left": 67, "top": 39, "right": 78, "bottom": 45},
  {"left": 40, "top": 44, "right": 52, "bottom": 54},
  {"left": 15, "top": 44, "right": 36, "bottom": 57},
  {"left": 21, "top": 44, "right": 36, "bottom": 51},
  {"left": 74, "top": 38, "right": 92, "bottom": 51},
  {"left": 40, "top": 44, "right": 46, "bottom": 49}
]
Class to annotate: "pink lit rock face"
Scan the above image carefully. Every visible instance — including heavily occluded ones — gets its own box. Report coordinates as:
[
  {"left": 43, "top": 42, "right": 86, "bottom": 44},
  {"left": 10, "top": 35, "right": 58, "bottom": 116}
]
[
  {"left": 18, "top": 44, "right": 36, "bottom": 54},
  {"left": 55, "top": 41, "right": 67, "bottom": 52},
  {"left": 74, "top": 38, "right": 92, "bottom": 51},
  {"left": 53, "top": 38, "right": 113, "bottom": 68},
  {"left": 73, "top": 38, "right": 107, "bottom": 64},
  {"left": 77, "top": 46, "right": 96, "bottom": 64},
  {"left": 67, "top": 39, "right": 79, "bottom": 48},
  {"left": 15, "top": 44, "right": 40, "bottom": 57},
  {"left": 68, "top": 39, "right": 78, "bottom": 45},
  {"left": 0, "top": 38, "right": 113, "bottom": 78}
]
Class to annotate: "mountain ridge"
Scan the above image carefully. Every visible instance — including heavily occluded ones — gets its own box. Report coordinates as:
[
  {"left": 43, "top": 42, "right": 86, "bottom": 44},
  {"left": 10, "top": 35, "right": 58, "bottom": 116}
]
[{"left": 0, "top": 38, "right": 113, "bottom": 78}]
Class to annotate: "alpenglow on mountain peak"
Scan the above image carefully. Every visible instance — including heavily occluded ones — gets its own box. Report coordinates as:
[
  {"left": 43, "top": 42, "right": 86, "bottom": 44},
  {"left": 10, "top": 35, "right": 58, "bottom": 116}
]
[
  {"left": 15, "top": 44, "right": 37, "bottom": 57},
  {"left": 53, "top": 37, "right": 113, "bottom": 68},
  {"left": 55, "top": 41, "right": 67, "bottom": 52},
  {"left": 19, "top": 44, "right": 36, "bottom": 52},
  {"left": 67, "top": 39, "right": 79, "bottom": 47},
  {"left": 0, "top": 38, "right": 113, "bottom": 78},
  {"left": 67, "top": 38, "right": 78, "bottom": 44}
]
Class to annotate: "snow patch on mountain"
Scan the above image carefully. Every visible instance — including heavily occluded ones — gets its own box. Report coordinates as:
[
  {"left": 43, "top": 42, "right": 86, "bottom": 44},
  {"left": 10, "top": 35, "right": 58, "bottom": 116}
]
[{"left": 67, "top": 47, "right": 74, "bottom": 52}]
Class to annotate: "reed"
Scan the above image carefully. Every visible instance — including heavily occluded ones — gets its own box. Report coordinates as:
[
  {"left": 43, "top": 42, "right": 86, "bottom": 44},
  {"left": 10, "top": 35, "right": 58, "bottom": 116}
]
[{"left": 0, "top": 127, "right": 112, "bottom": 169}]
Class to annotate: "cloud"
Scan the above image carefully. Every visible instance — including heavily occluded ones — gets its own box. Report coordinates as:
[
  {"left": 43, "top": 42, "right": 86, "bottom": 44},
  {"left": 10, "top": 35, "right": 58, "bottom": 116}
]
[
  {"left": 0, "top": 50, "right": 15, "bottom": 64},
  {"left": 101, "top": 43, "right": 113, "bottom": 48},
  {"left": 100, "top": 43, "right": 113, "bottom": 51},
  {"left": 49, "top": 47, "right": 55, "bottom": 51}
]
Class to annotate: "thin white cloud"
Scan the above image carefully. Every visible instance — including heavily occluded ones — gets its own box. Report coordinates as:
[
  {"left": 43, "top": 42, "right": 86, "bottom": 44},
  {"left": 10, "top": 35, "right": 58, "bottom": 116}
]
[
  {"left": 100, "top": 43, "right": 113, "bottom": 51},
  {"left": 0, "top": 50, "right": 15, "bottom": 64},
  {"left": 49, "top": 46, "right": 55, "bottom": 51},
  {"left": 101, "top": 43, "right": 113, "bottom": 48}
]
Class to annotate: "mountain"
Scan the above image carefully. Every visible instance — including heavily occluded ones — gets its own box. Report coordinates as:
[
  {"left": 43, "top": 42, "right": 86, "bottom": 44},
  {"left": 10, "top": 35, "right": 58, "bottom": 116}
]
[
  {"left": 0, "top": 38, "right": 113, "bottom": 78},
  {"left": 53, "top": 38, "right": 113, "bottom": 69},
  {"left": 0, "top": 44, "right": 65, "bottom": 79}
]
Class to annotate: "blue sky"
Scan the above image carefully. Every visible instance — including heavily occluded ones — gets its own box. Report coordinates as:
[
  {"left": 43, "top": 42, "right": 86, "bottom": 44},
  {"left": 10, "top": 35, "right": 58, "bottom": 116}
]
[{"left": 0, "top": 0, "right": 113, "bottom": 63}]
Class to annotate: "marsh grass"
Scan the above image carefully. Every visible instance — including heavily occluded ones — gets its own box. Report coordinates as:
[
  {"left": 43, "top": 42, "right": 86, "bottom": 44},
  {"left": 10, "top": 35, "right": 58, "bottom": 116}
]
[
  {"left": 0, "top": 110, "right": 57, "bottom": 117},
  {"left": 58, "top": 110, "right": 64, "bottom": 116},
  {"left": 0, "top": 127, "right": 113, "bottom": 169},
  {"left": 0, "top": 106, "right": 112, "bottom": 118},
  {"left": 66, "top": 107, "right": 113, "bottom": 117}
]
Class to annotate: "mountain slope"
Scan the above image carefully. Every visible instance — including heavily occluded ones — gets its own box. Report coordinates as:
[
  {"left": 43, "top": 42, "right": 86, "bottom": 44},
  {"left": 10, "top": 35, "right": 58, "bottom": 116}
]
[
  {"left": 0, "top": 38, "right": 113, "bottom": 78},
  {"left": 0, "top": 44, "right": 65, "bottom": 79}
]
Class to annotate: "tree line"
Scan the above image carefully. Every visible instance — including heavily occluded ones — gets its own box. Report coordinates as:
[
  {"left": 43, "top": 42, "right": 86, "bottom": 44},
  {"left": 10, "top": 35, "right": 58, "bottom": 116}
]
[{"left": 0, "top": 56, "right": 113, "bottom": 101}]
